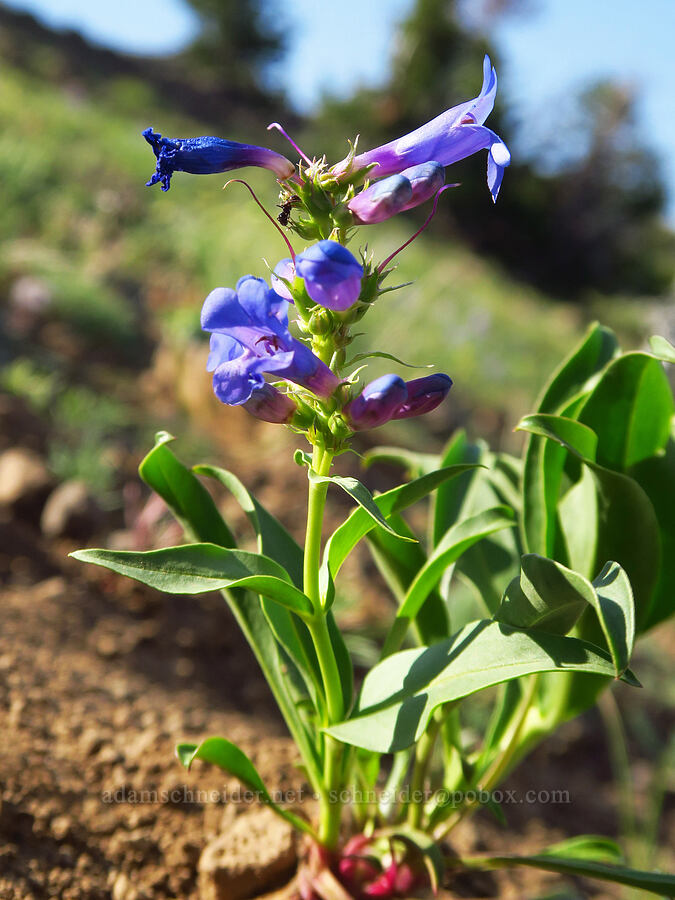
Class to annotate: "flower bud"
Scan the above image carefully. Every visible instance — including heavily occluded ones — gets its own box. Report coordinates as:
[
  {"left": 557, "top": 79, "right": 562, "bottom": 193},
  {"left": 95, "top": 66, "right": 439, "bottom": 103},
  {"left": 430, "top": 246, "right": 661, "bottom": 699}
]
[
  {"left": 271, "top": 258, "right": 295, "bottom": 301},
  {"left": 393, "top": 373, "right": 452, "bottom": 419},
  {"left": 242, "top": 383, "right": 297, "bottom": 424},
  {"left": 398, "top": 161, "right": 445, "bottom": 210},
  {"left": 295, "top": 240, "right": 363, "bottom": 312},
  {"left": 308, "top": 308, "right": 333, "bottom": 335},
  {"left": 344, "top": 374, "right": 408, "bottom": 431},
  {"left": 347, "top": 174, "right": 412, "bottom": 224}
]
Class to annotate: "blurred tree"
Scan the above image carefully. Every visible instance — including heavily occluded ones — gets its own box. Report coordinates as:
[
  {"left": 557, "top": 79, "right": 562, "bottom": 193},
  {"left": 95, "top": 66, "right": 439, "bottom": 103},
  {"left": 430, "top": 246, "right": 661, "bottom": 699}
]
[
  {"left": 180, "top": 0, "right": 285, "bottom": 92},
  {"left": 313, "top": 0, "right": 674, "bottom": 299}
]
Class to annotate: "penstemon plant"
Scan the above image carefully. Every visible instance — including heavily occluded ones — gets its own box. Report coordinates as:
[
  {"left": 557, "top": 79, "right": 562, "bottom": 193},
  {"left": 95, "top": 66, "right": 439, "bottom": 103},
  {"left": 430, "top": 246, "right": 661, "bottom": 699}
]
[{"left": 74, "top": 58, "right": 675, "bottom": 899}]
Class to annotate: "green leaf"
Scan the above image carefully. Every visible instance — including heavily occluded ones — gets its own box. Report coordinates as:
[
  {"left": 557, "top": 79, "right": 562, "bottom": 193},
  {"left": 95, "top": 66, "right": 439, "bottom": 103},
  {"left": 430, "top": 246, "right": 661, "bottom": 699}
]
[
  {"left": 518, "top": 415, "right": 598, "bottom": 462},
  {"left": 631, "top": 434, "right": 675, "bottom": 630},
  {"left": 521, "top": 324, "right": 618, "bottom": 557},
  {"left": 590, "top": 561, "right": 635, "bottom": 675},
  {"left": 558, "top": 465, "right": 598, "bottom": 578},
  {"left": 327, "top": 620, "right": 637, "bottom": 752},
  {"left": 71, "top": 544, "right": 314, "bottom": 617},
  {"left": 319, "top": 464, "right": 480, "bottom": 601},
  {"left": 386, "top": 508, "right": 517, "bottom": 655},
  {"left": 367, "top": 514, "right": 449, "bottom": 647},
  {"left": 517, "top": 414, "right": 660, "bottom": 630},
  {"left": 649, "top": 334, "right": 675, "bottom": 363},
  {"left": 346, "top": 350, "right": 432, "bottom": 369},
  {"left": 496, "top": 554, "right": 592, "bottom": 636},
  {"left": 195, "top": 464, "right": 303, "bottom": 588},
  {"left": 454, "top": 851, "right": 675, "bottom": 896},
  {"left": 432, "top": 431, "right": 484, "bottom": 545},
  {"left": 176, "top": 737, "right": 315, "bottom": 837},
  {"left": 578, "top": 352, "right": 674, "bottom": 470},
  {"left": 138, "top": 432, "right": 235, "bottom": 547},
  {"left": 496, "top": 556, "right": 634, "bottom": 677},
  {"left": 307, "top": 467, "right": 414, "bottom": 541},
  {"left": 538, "top": 834, "right": 624, "bottom": 864}
]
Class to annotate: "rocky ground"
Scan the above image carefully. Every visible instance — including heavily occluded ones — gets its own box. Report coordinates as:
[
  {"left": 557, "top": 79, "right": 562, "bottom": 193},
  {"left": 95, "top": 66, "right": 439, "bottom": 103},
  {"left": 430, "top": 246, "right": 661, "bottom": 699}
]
[{"left": 1, "top": 394, "right": 674, "bottom": 900}]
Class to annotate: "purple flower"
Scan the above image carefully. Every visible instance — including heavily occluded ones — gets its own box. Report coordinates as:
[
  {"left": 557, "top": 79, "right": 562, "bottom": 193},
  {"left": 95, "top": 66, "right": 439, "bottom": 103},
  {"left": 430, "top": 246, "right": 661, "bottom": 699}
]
[
  {"left": 202, "top": 275, "right": 339, "bottom": 405},
  {"left": 295, "top": 241, "right": 363, "bottom": 311},
  {"left": 348, "top": 162, "right": 445, "bottom": 224},
  {"left": 242, "top": 383, "right": 297, "bottom": 424},
  {"left": 344, "top": 374, "right": 408, "bottom": 430},
  {"left": 143, "top": 128, "right": 295, "bottom": 192},
  {"left": 393, "top": 373, "right": 452, "bottom": 419},
  {"left": 335, "top": 56, "right": 510, "bottom": 202},
  {"left": 345, "top": 373, "right": 452, "bottom": 430}
]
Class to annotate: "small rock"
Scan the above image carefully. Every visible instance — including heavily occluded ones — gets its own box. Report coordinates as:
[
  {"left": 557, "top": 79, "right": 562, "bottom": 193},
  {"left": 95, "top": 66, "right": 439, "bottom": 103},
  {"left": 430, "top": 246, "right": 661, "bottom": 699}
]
[
  {"left": 0, "top": 447, "right": 53, "bottom": 520},
  {"left": 40, "top": 479, "right": 101, "bottom": 539},
  {"left": 50, "top": 815, "right": 73, "bottom": 841},
  {"left": 198, "top": 807, "right": 297, "bottom": 900}
]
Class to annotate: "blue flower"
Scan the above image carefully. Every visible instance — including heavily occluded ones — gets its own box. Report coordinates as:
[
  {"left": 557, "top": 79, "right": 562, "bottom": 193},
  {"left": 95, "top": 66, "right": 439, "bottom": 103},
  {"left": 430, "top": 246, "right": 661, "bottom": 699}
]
[
  {"left": 202, "top": 276, "right": 339, "bottom": 406},
  {"left": 335, "top": 57, "right": 510, "bottom": 202},
  {"left": 295, "top": 241, "right": 364, "bottom": 311},
  {"left": 143, "top": 128, "right": 295, "bottom": 192}
]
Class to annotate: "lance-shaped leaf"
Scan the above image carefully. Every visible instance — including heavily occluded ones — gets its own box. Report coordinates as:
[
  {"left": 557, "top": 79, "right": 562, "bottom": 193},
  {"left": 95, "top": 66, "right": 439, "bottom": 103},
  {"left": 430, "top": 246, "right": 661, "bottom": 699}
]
[
  {"left": 517, "top": 414, "right": 659, "bottom": 631},
  {"left": 327, "top": 620, "right": 638, "bottom": 752},
  {"left": 522, "top": 324, "right": 618, "bottom": 557},
  {"left": 70, "top": 544, "right": 314, "bottom": 617},
  {"left": 138, "top": 432, "right": 235, "bottom": 547},
  {"left": 496, "top": 555, "right": 635, "bottom": 676},
  {"left": 367, "top": 514, "right": 449, "bottom": 647},
  {"left": 649, "top": 334, "right": 675, "bottom": 363},
  {"left": 578, "top": 352, "right": 674, "bottom": 471},
  {"left": 496, "top": 554, "right": 594, "bottom": 636},
  {"left": 176, "top": 737, "right": 315, "bottom": 837},
  {"left": 383, "top": 508, "right": 516, "bottom": 656},
  {"left": 195, "top": 463, "right": 304, "bottom": 587},
  {"left": 452, "top": 846, "right": 675, "bottom": 896},
  {"left": 319, "top": 464, "right": 479, "bottom": 601}
]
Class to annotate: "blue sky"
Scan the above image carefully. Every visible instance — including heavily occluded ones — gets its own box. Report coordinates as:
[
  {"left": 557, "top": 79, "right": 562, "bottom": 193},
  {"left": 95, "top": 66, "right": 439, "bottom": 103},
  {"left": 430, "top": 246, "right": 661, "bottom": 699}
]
[{"left": 5, "top": 0, "right": 675, "bottom": 221}]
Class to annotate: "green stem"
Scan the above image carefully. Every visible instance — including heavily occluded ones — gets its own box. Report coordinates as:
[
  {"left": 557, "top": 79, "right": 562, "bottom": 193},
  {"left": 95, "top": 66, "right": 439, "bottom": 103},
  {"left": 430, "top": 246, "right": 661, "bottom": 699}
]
[
  {"left": 303, "top": 445, "right": 345, "bottom": 849},
  {"left": 408, "top": 713, "right": 442, "bottom": 829}
]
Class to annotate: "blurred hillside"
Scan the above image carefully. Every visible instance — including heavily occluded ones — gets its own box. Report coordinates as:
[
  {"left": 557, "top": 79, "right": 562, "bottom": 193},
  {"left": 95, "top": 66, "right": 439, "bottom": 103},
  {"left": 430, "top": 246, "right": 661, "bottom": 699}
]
[{"left": 0, "top": 1, "right": 669, "bottom": 512}]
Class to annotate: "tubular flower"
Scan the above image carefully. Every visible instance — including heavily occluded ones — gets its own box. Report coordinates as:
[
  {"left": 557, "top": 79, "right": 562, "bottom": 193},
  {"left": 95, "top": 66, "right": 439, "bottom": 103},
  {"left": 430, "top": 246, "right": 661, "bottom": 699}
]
[
  {"left": 202, "top": 275, "right": 339, "bottom": 406},
  {"left": 348, "top": 162, "right": 445, "bottom": 224},
  {"left": 334, "top": 56, "right": 510, "bottom": 201},
  {"left": 393, "top": 373, "right": 453, "bottom": 419},
  {"left": 295, "top": 241, "right": 364, "bottom": 311},
  {"left": 143, "top": 128, "right": 295, "bottom": 192}
]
